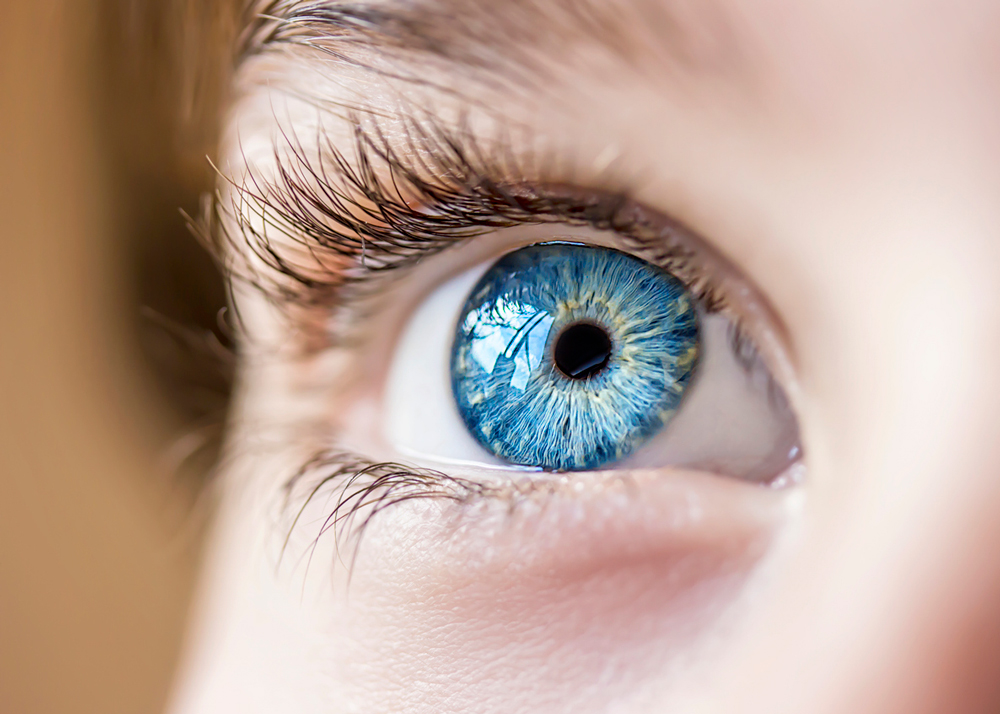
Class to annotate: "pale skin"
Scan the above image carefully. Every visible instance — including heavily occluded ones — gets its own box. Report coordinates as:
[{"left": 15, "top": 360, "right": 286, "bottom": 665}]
[{"left": 170, "top": 1, "right": 1000, "bottom": 713}]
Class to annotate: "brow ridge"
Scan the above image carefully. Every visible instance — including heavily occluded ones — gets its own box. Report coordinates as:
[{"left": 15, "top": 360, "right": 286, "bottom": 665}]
[{"left": 244, "top": 0, "right": 739, "bottom": 83}]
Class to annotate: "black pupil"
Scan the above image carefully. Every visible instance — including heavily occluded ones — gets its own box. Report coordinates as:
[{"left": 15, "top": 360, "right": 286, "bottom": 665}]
[{"left": 554, "top": 323, "right": 613, "bottom": 380}]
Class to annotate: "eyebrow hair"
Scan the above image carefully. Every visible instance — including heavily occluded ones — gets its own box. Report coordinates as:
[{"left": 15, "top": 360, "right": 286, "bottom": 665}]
[{"left": 243, "top": 0, "right": 740, "bottom": 84}]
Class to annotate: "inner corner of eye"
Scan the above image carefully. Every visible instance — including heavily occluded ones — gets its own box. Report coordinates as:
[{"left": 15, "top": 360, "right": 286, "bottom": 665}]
[{"left": 382, "top": 241, "right": 800, "bottom": 484}]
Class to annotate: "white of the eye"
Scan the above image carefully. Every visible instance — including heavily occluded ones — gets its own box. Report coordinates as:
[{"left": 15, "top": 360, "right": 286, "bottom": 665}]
[
  {"left": 619, "top": 315, "right": 799, "bottom": 480},
  {"left": 383, "top": 260, "right": 514, "bottom": 469},
  {"left": 383, "top": 259, "right": 798, "bottom": 479}
]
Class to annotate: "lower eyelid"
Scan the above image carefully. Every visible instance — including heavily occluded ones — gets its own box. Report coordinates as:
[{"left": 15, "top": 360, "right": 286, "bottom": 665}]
[
  {"left": 281, "top": 454, "right": 793, "bottom": 629},
  {"left": 279, "top": 435, "right": 800, "bottom": 571}
]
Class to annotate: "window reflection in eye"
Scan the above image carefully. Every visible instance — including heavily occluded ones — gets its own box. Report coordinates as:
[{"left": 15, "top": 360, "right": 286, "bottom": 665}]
[{"left": 384, "top": 233, "right": 800, "bottom": 484}]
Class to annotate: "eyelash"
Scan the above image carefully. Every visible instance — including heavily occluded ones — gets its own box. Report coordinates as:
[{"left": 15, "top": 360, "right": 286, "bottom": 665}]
[
  {"left": 210, "top": 109, "right": 774, "bottom": 558},
  {"left": 282, "top": 449, "right": 624, "bottom": 567},
  {"left": 281, "top": 451, "right": 476, "bottom": 565},
  {"left": 210, "top": 110, "right": 729, "bottom": 317}
]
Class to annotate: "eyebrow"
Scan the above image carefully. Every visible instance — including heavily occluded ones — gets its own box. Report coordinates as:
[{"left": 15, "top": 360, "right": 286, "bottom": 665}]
[{"left": 243, "top": 0, "right": 740, "bottom": 84}]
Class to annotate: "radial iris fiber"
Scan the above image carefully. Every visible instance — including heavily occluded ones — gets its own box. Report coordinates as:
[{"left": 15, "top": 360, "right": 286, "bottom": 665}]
[{"left": 450, "top": 243, "right": 700, "bottom": 471}]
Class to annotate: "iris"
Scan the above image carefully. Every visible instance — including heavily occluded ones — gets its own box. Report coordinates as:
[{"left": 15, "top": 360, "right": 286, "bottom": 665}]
[{"left": 450, "top": 243, "right": 700, "bottom": 471}]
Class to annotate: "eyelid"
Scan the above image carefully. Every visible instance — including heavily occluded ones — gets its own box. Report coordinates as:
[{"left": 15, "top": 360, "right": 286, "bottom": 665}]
[
  {"left": 279, "top": 446, "right": 795, "bottom": 579},
  {"left": 217, "top": 110, "right": 717, "bottom": 308},
  {"left": 225, "top": 143, "right": 776, "bottom": 346}
]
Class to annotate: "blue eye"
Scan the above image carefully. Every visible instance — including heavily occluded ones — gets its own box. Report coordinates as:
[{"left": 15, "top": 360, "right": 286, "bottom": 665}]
[{"left": 450, "top": 243, "right": 700, "bottom": 471}]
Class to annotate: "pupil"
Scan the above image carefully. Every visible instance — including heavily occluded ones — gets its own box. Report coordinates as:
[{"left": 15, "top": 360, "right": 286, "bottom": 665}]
[{"left": 554, "top": 322, "right": 613, "bottom": 380}]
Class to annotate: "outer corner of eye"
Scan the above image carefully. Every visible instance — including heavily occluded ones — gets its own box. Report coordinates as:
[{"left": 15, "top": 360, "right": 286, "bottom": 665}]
[{"left": 383, "top": 239, "right": 801, "bottom": 484}]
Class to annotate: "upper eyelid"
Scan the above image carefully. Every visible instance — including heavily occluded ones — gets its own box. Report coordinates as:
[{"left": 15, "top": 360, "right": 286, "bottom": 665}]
[
  {"left": 217, "top": 129, "right": 801, "bottom": 420},
  {"left": 213, "top": 110, "right": 731, "bottom": 318},
  {"left": 212, "top": 95, "right": 803, "bottom": 397}
]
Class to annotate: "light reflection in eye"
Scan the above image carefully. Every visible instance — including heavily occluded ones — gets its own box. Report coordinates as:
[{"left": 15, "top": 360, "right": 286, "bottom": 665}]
[{"left": 464, "top": 297, "right": 555, "bottom": 391}]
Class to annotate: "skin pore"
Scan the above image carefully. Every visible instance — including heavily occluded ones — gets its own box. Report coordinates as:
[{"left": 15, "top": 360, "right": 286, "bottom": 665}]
[{"left": 171, "top": 1, "right": 1000, "bottom": 713}]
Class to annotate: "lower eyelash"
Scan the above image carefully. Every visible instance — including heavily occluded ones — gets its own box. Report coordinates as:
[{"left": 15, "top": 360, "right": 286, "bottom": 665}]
[
  {"left": 281, "top": 450, "right": 484, "bottom": 565},
  {"left": 280, "top": 447, "right": 654, "bottom": 567}
]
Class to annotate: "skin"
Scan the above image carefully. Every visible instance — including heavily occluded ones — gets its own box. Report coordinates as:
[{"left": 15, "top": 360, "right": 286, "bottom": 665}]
[{"left": 170, "top": 1, "right": 1000, "bottom": 712}]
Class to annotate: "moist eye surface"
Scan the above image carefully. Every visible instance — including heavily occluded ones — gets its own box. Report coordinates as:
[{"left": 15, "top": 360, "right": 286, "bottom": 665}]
[{"left": 450, "top": 243, "right": 700, "bottom": 471}]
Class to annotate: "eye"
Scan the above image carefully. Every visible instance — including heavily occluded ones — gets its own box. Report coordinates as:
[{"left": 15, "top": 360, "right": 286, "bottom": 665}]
[
  {"left": 451, "top": 242, "right": 698, "bottom": 471},
  {"left": 383, "top": 231, "right": 800, "bottom": 483}
]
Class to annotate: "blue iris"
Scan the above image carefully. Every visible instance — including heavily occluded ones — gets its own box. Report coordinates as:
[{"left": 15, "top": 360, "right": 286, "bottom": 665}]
[{"left": 450, "top": 243, "right": 700, "bottom": 471}]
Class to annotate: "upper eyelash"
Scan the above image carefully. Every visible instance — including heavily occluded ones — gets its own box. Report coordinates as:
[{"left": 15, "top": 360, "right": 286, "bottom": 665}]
[{"left": 206, "top": 109, "right": 728, "bottom": 318}]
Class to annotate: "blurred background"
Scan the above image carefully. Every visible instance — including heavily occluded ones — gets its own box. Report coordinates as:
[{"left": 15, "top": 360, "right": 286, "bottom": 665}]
[{"left": 0, "top": 2, "right": 234, "bottom": 712}]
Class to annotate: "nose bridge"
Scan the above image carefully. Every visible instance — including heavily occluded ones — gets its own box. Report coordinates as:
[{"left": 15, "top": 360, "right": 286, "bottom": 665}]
[
  {"left": 809, "top": 264, "right": 1000, "bottom": 713},
  {"left": 718, "top": 221, "right": 1000, "bottom": 713},
  {"left": 783, "top": 443, "right": 1000, "bottom": 714},
  {"left": 723, "top": 402, "right": 1000, "bottom": 713}
]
